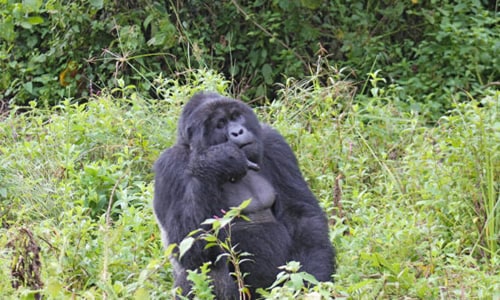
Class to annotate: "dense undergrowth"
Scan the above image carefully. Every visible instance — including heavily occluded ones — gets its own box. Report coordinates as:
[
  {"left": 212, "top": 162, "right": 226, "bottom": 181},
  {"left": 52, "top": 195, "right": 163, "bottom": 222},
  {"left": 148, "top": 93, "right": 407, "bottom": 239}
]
[
  {"left": 0, "top": 70, "right": 498, "bottom": 299},
  {"left": 1, "top": 0, "right": 498, "bottom": 118}
]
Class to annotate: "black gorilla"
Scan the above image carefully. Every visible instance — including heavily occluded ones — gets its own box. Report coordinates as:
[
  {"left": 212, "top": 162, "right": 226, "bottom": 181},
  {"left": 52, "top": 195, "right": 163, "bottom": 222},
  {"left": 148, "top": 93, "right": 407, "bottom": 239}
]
[{"left": 153, "top": 92, "right": 335, "bottom": 298}]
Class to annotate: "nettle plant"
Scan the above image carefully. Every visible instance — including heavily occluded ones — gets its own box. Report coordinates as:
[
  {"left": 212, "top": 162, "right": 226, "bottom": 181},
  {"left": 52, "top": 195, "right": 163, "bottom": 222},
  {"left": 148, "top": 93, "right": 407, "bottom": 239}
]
[
  {"left": 172, "top": 200, "right": 336, "bottom": 299},
  {"left": 173, "top": 200, "right": 253, "bottom": 299}
]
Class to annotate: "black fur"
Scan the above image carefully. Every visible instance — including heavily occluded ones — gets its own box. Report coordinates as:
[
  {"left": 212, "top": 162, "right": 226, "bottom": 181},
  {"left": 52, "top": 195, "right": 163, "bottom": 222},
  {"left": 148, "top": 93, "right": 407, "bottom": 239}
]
[{"left": 153, "top": 92, "right": 335, "bottom": 298}]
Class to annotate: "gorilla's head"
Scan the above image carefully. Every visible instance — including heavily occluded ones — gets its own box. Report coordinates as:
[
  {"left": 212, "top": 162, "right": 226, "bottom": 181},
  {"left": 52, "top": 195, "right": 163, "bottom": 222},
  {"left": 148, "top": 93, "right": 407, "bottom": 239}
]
[{"left": 178, "top": 92, "right": 263, "bottom": 164}]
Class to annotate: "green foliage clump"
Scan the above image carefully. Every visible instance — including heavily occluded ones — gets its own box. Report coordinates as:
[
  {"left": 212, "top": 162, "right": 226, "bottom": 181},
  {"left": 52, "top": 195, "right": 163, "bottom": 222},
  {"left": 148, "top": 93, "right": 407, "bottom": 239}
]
[
  {"left": 1, "top": 0, "right": 497, "bottom": 116},
  {"left": 262, "top": 74, "right": 499, "bottom": 298},
  {"left": 387, "top": 0, "right": 499, "bottom": 114},
  {"left": 415, "top": 94, "right": 499, "bottom": 258},
  {"left": 0, "top": 0, "right": 176, "bottom": 105}
]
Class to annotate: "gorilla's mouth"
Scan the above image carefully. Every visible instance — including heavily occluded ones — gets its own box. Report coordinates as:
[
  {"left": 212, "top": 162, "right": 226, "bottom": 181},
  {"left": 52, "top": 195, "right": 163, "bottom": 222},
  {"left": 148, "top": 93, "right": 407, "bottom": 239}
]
[
  {"left": 238, "top": 142, "right": 260, "bottom": 171},
  {"left": 239, "top": 142, "right": 253, "bottom": 149}
]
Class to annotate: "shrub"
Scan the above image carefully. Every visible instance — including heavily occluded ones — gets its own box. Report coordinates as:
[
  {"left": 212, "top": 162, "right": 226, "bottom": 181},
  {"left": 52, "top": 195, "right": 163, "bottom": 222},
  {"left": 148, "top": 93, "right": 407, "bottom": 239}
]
[
  {"left": 1, "top": 0, "right": 497, "bottom": 116},
  {"left": 0, "top": 0, "right": 176, "bottom": 106}
]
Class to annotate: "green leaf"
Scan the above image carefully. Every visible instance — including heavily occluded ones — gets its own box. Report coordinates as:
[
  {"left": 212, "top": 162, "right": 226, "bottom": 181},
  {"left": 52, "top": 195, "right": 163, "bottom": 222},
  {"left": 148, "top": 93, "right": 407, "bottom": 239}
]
[
  {"left": 239, "top": 199, "right": 252, "bottom": 210},
  {"left": 300, "top": 272, "right": 319, "bottom": 285},
  {"left": 179, "top": 237, "right": 195, "bottom": 258},
  {"left": 0, "top": 18, "right": 15, "bottom": 42},
  {"left": 165, "top": 243, "right": 177, "bottom": 256},
  {"left": 300, "top": 0, "right": 322, "bottom": 9},
  {"left": 89, "top": 0, "right": 104, "bottom": 9},
  {"left": 217, "top": 218, "right": 231, "bottom": 229},
  {"left": 262, "top": 63, "right": 273, "bottom": 85},
  {"left": 23, "top": 82, "right": 33, "bottom": 94},
  {"left": 23, "top": 0, "right": 43, "bottom": 12},
  {"left": 0, "top": 188, "right": 7, "bottom": 198},
  {"left": 204, "top": 242, "right": 218, "bottom": 249},
  {"left": 289, "top": 273, "right": 304, "bottom": 289},
  {"left": 27, "top": 16, "right": 44, "bottom": 25},
  {"left": 203, "top": 235, "right": 218, "bottom": 243},
  {"left": 133, "top": 287, "right": 149, "bottom": 300}
]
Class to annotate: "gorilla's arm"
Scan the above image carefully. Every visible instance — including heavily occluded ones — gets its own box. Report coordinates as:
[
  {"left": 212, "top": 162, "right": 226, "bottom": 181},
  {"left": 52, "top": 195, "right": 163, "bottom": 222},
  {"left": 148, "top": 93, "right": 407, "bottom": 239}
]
[
  {"left": 154, "top": 146, "right": 214, "bottom": 269},
  {"left": 260, "top": 126, "right": 336, "bottom": 280},
  {"left": 188, "top": 142, "right": 249, "bottom": 183},
  {"left": 153, "top": 142, "right": 249, "bottom": 269}
]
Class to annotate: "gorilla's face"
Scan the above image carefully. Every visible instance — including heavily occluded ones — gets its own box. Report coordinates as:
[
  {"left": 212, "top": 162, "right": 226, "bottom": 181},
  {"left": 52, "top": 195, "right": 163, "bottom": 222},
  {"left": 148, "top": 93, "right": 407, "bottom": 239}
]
[{"left": 179, "top": 94, "right": 263, "bottom": 165}]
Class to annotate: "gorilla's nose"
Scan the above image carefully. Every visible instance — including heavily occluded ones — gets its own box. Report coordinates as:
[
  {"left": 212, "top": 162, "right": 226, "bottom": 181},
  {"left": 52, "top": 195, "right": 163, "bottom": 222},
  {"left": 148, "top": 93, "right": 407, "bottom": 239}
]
[
  {"left": 228, "top": 123, "right": 254, "bottom": 146},
  {"left": 230, "top": 127, "right": 244, "bottom": 137}
]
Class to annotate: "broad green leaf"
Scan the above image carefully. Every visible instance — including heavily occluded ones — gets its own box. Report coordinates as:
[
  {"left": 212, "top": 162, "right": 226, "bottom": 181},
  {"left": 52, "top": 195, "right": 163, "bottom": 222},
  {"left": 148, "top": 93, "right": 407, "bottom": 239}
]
[
  {"left": 23, "top": 82, "right": 33, "bottom": 94},
  {"left": 300, "top": 0, "right": 322, "bottom": 9},
  {"left": 179, "top": 237, "right": 195, "bottom": 258},
  {"left": 23, "top": 0, "right": 43, "bottom": 12},
  {"left": 262, "top": 63, "right": 273, "bottom": 85},
  {"left": 27, "top": 16, "right": 44, "bottom": 25},
  {"left": 289, "top": 273, "right": 304, "bottom": 289},
  {"left": 89, "top": 0, "right": 104, "bottom": 9},
  {"left": 133, "top": 287, "right": 149, "bottom": 300},
  {"left": 300, "top": 272, "right": 319, "bottom": 284},
  {"left": 0, "top": 18, "right": 15, "bottom": 42}
]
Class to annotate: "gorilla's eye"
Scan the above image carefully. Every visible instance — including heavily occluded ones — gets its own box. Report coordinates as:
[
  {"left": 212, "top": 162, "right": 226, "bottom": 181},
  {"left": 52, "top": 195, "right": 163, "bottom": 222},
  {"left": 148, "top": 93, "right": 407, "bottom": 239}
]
[
  {"left": 216, "top": 118, "right": 227, "bottom": 129},
  {"left": 230, "top": 111, "right": 241, "bottom": 121}
]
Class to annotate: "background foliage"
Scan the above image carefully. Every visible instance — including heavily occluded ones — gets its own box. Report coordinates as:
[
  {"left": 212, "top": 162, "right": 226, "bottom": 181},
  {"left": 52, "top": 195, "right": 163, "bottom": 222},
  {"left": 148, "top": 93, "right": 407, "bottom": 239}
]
[{"left": 1, "top": 0, "right": 498, "bottom": 117}]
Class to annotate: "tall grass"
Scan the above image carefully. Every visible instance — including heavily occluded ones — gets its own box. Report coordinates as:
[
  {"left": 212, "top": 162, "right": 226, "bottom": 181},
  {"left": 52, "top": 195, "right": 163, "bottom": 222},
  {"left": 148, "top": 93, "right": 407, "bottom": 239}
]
[{"left": 445, "top": 94, "right": 499, "bottom": 259}]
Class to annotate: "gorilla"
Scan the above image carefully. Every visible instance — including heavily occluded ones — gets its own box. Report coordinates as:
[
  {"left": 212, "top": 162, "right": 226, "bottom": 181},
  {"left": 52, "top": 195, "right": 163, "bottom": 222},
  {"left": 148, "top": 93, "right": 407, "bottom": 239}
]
[{"left": 153, "top": 92, "right": 335, "bottom": 298}]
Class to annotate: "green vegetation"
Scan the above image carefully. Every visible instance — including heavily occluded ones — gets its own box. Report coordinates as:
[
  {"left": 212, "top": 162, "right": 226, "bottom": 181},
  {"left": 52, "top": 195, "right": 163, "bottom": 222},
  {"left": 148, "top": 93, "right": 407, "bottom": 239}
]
[
  {"left": 1, "top": 70, "right": 498, "bottom": 298},
  {"left": 1, "top": 0, "right": 498, "bottom": 117},
  {"left": 1, "top": 0, "right": 499, "bottom": 298}
]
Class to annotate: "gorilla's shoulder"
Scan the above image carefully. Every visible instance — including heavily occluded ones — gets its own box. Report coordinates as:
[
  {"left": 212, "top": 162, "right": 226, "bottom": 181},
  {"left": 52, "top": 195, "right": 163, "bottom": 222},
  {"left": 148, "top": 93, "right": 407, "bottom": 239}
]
[
  {"left": 153, "top": 144, "right": 189, "bottom": 175},
  {"left": 260, "top": 124, "right": 294, "bottom": 154},
  {"left": 260, "top": 124, "right": 300, "bottom": 170},
  {"left": 260, "top": 124, "right": 286, "bottom": 143}
]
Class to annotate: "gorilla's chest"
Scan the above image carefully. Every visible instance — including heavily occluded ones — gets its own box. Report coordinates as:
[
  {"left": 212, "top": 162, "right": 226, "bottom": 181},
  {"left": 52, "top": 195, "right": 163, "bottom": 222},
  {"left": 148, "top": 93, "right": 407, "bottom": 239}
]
[{"left": 222, "top": 171, "right": 276, "bottom": 222}]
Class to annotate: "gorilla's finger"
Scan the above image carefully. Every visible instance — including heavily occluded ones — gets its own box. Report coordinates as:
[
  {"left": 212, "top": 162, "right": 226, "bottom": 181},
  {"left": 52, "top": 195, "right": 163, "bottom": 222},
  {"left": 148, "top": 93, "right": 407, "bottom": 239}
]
[{"left": 247, "top": 160, "right": 260, "bottom": 171}]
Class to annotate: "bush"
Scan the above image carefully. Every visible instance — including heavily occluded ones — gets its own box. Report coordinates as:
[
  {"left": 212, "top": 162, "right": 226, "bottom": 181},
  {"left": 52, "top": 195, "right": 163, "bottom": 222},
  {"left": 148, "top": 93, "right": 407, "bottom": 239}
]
[
  {"left": 388, "top": 0, "right": 499, "bottom": 116},
  {"left": 1, "top": 0, "right": 497, "bottom": 116},
  {"left": 0, "top": 0, "right": 176, "bottom": 106}
]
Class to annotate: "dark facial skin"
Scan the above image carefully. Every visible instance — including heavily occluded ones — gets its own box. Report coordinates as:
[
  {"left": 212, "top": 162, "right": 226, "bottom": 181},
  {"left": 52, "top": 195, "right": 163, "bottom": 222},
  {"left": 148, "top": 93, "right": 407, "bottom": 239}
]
[{"left": 182, "top": 98, "right": 263, "bottom": 181}]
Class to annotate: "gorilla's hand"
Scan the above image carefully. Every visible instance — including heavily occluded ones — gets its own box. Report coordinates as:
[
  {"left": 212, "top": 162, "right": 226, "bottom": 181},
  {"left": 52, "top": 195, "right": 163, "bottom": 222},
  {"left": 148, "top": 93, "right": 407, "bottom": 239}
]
[{"left": 189, "top": 142, "right": 251, "bottom": 183}]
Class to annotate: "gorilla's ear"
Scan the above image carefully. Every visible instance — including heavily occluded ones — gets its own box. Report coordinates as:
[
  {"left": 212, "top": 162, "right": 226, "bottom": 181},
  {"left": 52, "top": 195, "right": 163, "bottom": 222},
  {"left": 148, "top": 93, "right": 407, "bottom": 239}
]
[
  {"left": 186, "top": 126, "right": 194, "bottom": 141},
  {"left": 185, "top": 124, "right": 206, "bottom": 151}
]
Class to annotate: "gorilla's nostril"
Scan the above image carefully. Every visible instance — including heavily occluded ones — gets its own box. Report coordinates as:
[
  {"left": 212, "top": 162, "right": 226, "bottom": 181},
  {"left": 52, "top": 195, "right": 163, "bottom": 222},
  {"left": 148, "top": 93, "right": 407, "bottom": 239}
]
[{"left": 231, "top": 129, "right": 244, "bottom": 137}]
